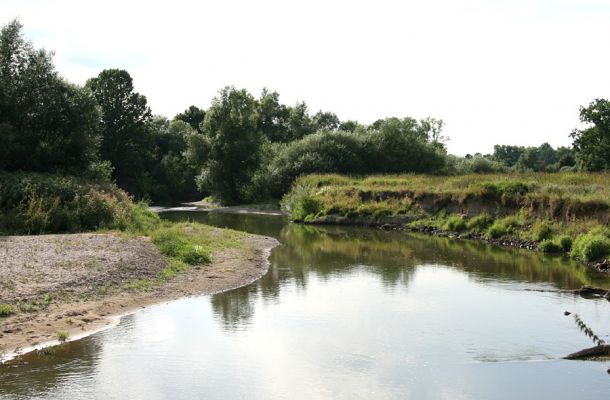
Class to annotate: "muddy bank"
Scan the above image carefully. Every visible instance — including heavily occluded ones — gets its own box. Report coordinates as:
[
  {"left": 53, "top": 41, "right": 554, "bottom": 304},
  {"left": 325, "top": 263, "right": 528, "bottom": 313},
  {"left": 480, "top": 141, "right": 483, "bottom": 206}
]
[{"left": 0, "top": 231, "right": 278, "bottom": 359}]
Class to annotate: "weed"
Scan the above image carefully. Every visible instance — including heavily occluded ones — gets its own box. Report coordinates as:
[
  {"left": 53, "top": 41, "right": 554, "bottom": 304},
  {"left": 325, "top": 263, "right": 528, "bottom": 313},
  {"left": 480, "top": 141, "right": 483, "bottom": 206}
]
[
  {"left": 0, "top": 304, "right": 16, "bottom": 317},
  {"left": 571, "top": 234, "right": 610, "bottom": 262},
  {"left": 56, "top": 330, "right": 69, "bottom": 342},
  {"left": 444, "top": 214, "right": 466, "bottom": 231},
  {"left": 466, "top": 213, "right": 494, "bottom": 231}
]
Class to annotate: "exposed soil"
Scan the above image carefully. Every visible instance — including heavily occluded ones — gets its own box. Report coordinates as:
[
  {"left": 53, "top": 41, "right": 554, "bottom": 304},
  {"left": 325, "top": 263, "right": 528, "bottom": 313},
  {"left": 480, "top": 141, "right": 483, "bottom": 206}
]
[{"left": 0, "top": 231, "right": 278, "bottom": 360}]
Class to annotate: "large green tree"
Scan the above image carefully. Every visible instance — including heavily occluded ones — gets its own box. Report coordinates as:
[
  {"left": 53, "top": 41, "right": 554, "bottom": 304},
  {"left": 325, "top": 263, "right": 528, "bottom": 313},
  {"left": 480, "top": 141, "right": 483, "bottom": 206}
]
[
  {"left": 175, "top": 105, "right": 205, "bottom": 133},
  {"left": 86, "top": 69, "right": 155, "bottom": 197},
  {"left": 571, "top": 99, "right": 610, "bottom": 171},
  {"left": 0, "top": 19, "right": 102, "bottom": 175},
  {"left": 195, "top": 87, "right": 262, "bottom": 204}
]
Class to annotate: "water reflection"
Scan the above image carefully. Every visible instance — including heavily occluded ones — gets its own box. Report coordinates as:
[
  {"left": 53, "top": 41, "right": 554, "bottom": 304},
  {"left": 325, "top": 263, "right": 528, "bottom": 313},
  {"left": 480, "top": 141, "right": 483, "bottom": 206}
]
[{"left": 160, "top": 212, "right": 608, "bottom": 330}]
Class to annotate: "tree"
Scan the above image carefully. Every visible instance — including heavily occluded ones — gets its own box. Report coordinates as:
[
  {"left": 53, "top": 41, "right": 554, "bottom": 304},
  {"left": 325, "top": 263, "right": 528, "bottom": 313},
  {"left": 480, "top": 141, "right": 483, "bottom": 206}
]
[
  {"left": 149, "top": 116, "right": 200, "bottom": 200},
  {"left": 195, "top": 87, "right": 262, "bottom": 204},
  {"left": 286, "top": 102, "right": 315, "bottom": 140},
  {"left": 312, "top": 111, "right": 340, "bottom": 131},
  {"left": 257, "top": 89, "right": 290, "bottom": 142},
  {"left": 175, "top": 105, "right": 205, "bottom": 133},
  {"left": 571, "top": 99, "right": 610, "bottom": 171},
  {"left": 86, "top": 69, "right": 155, "bottom": 197},
  {"left": 0, "top": 19, "right": 101, "bottom": 175},
  {"left": 493, "top": 145, "right": 524, "bottom": 167}
]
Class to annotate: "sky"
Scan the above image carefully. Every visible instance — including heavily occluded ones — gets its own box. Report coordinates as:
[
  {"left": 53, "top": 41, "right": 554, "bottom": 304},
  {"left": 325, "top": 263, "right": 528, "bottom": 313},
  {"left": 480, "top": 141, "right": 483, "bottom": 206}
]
[{"left": 3, "top": 0, "right": 610, "bottom": 155}]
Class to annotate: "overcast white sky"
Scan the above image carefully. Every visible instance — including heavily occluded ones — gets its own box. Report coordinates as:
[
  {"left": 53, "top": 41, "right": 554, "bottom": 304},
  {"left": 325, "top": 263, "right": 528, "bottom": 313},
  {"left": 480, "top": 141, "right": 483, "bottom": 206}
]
[{"left": 3, "top": 0, "right": 610, "bottom": 154}]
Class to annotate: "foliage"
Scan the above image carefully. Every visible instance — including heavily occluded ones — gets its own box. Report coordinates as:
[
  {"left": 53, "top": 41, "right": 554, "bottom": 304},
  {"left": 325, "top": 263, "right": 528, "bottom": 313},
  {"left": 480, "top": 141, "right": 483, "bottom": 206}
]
[
  {"left": 175, "top": 105, "right": 205, "bottom": 133},
  {"left": 557, "top": 235, "right": 573, "bottom": 252},
  {"left": 0, "top": 19, "right": 102, "bottom": 176},
  {"left": 444, "top": 215, "right": 466, "bottom": 231},
  {"left": 150, "top": 228, "right": 211, "bottom": 264},
  {"left": 571, "top": 98, "right": 610, "bottom": 171},
  {"left": 0, "top": 172, "right": 134, "bottom": 234},
  {"left": 529, "top": 220, "right": 554, "bottom": 241},
  {"left": 56, "top": 330, "right": 69, "bottom": 342},
  {"left": 86, "top": 69, "right": 155, "bottom": 198},
  {"left": 571, "top": 233, "right": 610, "bottom": 262},
  {"left": 194, "top": 87, "right": 263, "bottom": 205},
  {"left": 148, "top": 117, "right": 200, "bottom": 201},
  {"left": 466, "top": 213, "right": 494, "bottom": 231},
  {"left": 281, "top": 182, "right": 323, "bottom": 221},
  {"left": 538, "top": 239, "right": 562, "bottom": 253},
  {"left": 0, "top": 304, "right": 16, "bottom": 317}
]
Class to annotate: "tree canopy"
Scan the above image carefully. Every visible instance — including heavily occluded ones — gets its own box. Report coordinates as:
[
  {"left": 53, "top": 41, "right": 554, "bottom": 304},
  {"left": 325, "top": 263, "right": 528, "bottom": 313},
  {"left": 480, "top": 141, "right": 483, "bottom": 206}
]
[{"left": 571, "top": 99, "right": 610, "bottom": 171}]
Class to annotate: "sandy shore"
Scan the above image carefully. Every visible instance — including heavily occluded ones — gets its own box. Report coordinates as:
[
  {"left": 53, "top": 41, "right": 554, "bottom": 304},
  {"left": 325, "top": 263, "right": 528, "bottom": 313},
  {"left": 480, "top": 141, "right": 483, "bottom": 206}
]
[{"left": 0, "top": 231, "right": 278, "bottom": 360}]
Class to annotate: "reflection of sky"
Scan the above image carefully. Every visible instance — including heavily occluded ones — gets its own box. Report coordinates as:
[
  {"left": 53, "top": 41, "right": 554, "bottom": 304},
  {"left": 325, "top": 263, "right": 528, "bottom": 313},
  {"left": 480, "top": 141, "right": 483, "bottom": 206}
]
[{"left": 25, "top": 265, "right": 610, "bottom": 400}]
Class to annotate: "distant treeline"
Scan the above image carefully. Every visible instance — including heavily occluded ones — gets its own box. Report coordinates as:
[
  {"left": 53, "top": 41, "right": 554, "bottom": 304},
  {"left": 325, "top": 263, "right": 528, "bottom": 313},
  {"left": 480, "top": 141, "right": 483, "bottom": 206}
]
[{"left": 1, "top": 19, "right": 609, "bottom": 205}]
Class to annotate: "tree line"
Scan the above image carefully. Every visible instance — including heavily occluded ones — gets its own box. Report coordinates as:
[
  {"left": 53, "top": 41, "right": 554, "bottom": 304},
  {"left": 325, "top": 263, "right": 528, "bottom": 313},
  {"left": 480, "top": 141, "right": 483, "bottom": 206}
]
[{"left": 1, "top": 20, "right": 609, "bottom": 205}]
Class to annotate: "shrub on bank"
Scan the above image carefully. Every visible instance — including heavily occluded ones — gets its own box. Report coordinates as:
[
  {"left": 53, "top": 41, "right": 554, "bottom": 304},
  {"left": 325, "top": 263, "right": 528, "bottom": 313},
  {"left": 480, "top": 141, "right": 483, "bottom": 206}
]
[
  {"left": 538, "top": 239, "right": 562, "bottom": 253},
  {"left": 466, "top": 213, "right": 494, "bottom": 231},
  {"left": 529, "top": 220, "right": 554, "bottom": 241},
  {"left": 571, "top": 233, "right": 610, "bottom": 262},
  {"left": 0, "top": 172, "right": 134, "bottom": 234},
  {"left": 444, "top": 214, "right": 466, "bottom": 231}
]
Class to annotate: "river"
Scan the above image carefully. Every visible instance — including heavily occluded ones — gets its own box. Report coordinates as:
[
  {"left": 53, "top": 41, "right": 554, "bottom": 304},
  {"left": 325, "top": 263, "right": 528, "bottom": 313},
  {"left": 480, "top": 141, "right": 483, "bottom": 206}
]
[{"left": 1, "top": 211, "right": 609, "bottom": 399}]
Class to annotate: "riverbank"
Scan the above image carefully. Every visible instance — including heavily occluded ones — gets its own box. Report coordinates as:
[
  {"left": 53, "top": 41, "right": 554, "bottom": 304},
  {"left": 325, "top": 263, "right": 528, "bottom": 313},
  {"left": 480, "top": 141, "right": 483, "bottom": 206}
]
[
  {"left": 0, "top": 229, "right": 278, "bottom": 360},
  {"left": 282, "top": 173, "right": 610, "bottom": 271}
]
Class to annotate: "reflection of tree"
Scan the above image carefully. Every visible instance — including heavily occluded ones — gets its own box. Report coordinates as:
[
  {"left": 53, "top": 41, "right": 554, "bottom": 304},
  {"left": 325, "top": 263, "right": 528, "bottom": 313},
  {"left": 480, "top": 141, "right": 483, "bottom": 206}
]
[
  {"left": 167, "top": 211, "right": 604, "bottom": 331},
  {"left": 0, "top": 336, "right": 102, "bottom": 396},
  {"left": 210, "top": 284, "right": 258, "bottom": 330}
]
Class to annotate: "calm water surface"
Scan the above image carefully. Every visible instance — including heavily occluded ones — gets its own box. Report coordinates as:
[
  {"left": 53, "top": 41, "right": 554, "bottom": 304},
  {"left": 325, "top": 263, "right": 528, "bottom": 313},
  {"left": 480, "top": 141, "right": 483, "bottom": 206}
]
[{"left": 1, "top": 211, "right": 610, "bottom": 399}]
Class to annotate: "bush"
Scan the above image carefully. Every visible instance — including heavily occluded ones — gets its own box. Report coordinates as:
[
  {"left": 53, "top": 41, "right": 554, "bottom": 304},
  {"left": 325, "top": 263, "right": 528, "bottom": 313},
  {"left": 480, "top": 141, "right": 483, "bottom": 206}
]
[
  {"left": 487, "top": 222, "right": 509, "bottom": 238},
  {"left": 530, "top": 221, "right": 553, "bottom": 241},
  {"left": 151, "top": 226, "right": 212, "bottom": 265},
  {"left": 444, "top": 215, "right": 466, "bottom": 231},
  {"left": 467, "top": 213, "right": 494, "bottom": 231},
  {"left": 180, "top": 244, "right": 211, "bottom": 265},
  {"left": 56, "top": 330, "right": 69, "bottom": 342},
  {"left": 538, "top": 239, "right": 562, "bottom": 253},
  {"left": 0, "top": 304, "right": 16, "bottom": 317},
  {"left": 486, "top": 216, "right": 522, "bottom": 239},
  {"left": 281, "top": 182, "right": 322, "bottom": 221},
  {"left": 571, "top": 234, "right": 610, "bottom": 262},
  {"left": 557, "top": 235, "right": 573, "bottom": 252},
  {"left": 0, "top": 172, "right": 133, "bottom": 234}
]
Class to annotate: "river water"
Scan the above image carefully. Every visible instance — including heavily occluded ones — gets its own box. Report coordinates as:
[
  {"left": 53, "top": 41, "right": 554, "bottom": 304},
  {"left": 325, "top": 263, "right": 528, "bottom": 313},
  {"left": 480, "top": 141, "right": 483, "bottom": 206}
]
[{"left": 1, "top": 211, "right": 610, "bottom": 399}]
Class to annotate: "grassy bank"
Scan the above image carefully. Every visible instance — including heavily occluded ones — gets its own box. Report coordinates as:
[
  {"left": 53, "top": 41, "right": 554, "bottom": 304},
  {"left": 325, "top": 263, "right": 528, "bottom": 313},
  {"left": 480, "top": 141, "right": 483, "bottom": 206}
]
[{"left": 282, "top": 173, "right": 610, "bottom": 265}]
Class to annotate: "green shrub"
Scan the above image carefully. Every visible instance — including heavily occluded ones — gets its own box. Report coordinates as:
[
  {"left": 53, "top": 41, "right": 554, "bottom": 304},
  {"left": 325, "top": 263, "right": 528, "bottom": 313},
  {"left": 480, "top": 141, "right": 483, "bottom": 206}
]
[
  {"left": 571, "top": 234, "right": 610, "bottom": 262},
  {"left": 0, "top": 172, "right": 133, "bottom": 234},
  {"left": 444, "top": 215, "right": 466, "bottom": 231},
  {"left": 487, "top": 222, "right": 509, "bottom": 238},
  {"left": 557, "top": 235, "right": 573, "bottom": 252},
  {"left": 56, "top": 330, "right": 69, "bottom": 342},
  {"left": 530, "top": 221, "right": 553, "bottom": 241},
  {"left": 0, "top": 304, "right": 16, "bottom": 317},
  {"left": 180, "top": 244, "right": 211, "bottom": 265},
  {"left": 467, "top": 213, "right": 494, "bottom": 230},
  {"left": 538, "top": 239, "right": 562, "bottom": 253},
  {"left": 151, "top": 229, "right": 190, "bottom": 258}
]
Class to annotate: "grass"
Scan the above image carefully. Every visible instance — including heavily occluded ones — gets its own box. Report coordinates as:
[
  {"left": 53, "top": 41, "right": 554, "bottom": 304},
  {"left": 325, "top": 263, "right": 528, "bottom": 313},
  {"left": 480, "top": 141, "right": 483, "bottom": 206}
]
[
  {"left": 283, "top": 173, "right": 610, "bottom": 264},
  {"left": 0, "top": 304, "right": 16, "bottom": 317},
  {"left": 121, "top": 206, "right": 247, "bottom": 291},
  {"left": 56, "top": 330, "right": 69, "bottom": 342}
]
